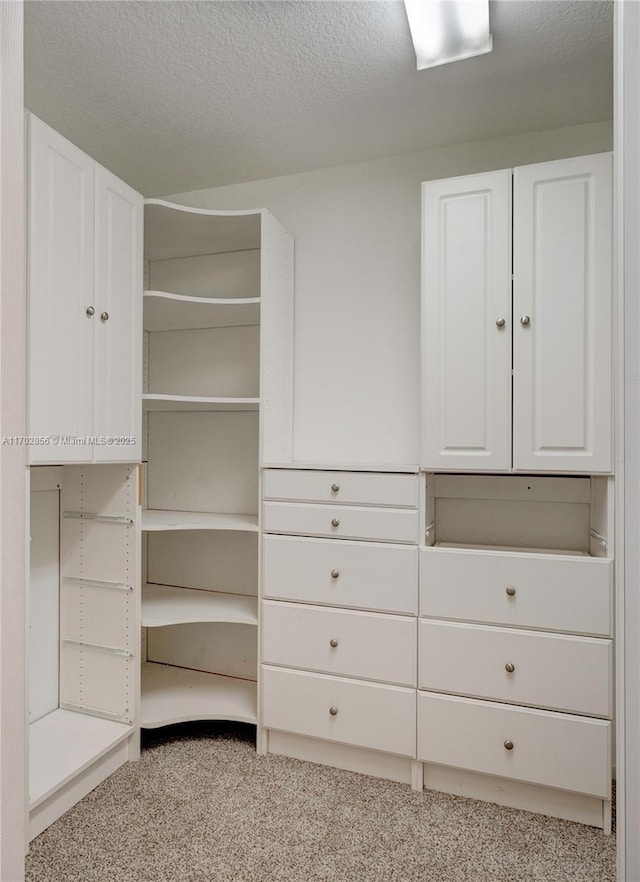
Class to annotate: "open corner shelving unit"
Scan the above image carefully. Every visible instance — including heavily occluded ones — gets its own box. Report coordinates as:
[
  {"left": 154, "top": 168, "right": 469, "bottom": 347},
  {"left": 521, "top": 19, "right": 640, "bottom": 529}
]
[{"left": 140, "top": 199, "right": 293, "bottom": 733}]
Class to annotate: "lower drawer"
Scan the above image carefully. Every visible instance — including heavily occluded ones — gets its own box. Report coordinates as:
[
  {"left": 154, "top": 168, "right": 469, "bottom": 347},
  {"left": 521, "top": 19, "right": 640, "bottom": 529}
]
[
  {"left": 418, "top": 620, "right": 612, "bottom": 717},
  {"left": 263, "top": 601, "right": 416, "bottom": 686},
  {"left": 263, "top": 666, "right": 416, "bottom": 757},
  {"left": 417, "top": 692, "right": 611, "bottom": 797},
  {"left": 263, "top": 501, "right": 419, "bottom": 544}
]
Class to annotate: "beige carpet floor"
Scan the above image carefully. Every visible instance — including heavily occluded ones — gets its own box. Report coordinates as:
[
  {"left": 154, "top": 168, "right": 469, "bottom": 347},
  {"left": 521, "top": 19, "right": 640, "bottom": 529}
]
[{"left": 26, "top": 722, "right": 616, "bottom": 882}]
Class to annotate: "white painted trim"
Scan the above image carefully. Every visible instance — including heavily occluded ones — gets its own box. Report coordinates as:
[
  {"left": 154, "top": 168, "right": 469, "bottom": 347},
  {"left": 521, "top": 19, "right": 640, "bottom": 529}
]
[
  {"left": 0, "top": 1, "right": 26, "bottom": 877},
  {"left": 616, "top": 2, "right": 640, "bottom": 879}
]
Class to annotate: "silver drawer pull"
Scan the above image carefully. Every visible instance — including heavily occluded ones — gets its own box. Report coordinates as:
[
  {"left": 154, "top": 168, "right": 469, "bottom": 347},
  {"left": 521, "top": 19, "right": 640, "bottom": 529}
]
[
  {"left": 101, "top": 311, "right": 110, "bottom": 322},
  {"left": 495, "top": 318, "right": 506, "bottom": 328},
  {"left": 329, "top": 638, "right": 338, "bottom": 648},
  {"left": 331, "top": 569, "right": 340, "bottom": 579},
  {"left": 504, "top": 739, "right": 514, "bottom": 751},
  {"left": 331, "top": 483, "right": 340, "bottom": 493},
  {"left": 331, "top": 518, "right": 340, "bottom": 528},
  {"left": 520, "top": 315, "right": 531, "bottom": 326},
  {"left": 505, "top": 662, "right": 515, "bottom": 674},
  {"left": 86, "top": 306, "right": 95, "bottom": 317},
  {"left": 506, "top": 586, "right": 516, "bottom": 597},
  {"left": 329, "top": 706, "right": 338, "bottom": 716}
]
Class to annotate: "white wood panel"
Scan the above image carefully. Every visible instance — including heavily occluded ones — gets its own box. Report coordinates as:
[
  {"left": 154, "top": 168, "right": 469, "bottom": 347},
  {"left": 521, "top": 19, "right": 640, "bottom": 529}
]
[
  {"left": 263, "top": 601, "right": 416, "bottom": 686},
  {"left": 263, "top": 469, "right": 418, "bottom": 508},
  {"left": 29, "top": 709, "right": 132, "bottom": 809},
  {"left": 433, "top": 473, "right": 591, "bottom": 504},
  {"left": 140, "top": 663, "right": 257, "bottom": 728},
  {"left": 419, "top": 620, "right": 612, "bottom": 717},
  {"left": 61, "top": 463, "right": 138, "bottom": 520},
  {"left": 148, "top": 325, "right": 259, "bottom": 398},
  {"left": 62, "top": 520, "right": 135, "bottom": 585},
  {"left": 513, "top": 153, "right": 613, "bottom": 472},
  {"left": 144, "top": 292, "right": 260, "bottom": 332},
  {"left": 142, "top": 510, "right": 258, "bottom": 532},
  {"left": 420, "top": 546, "right": 612, "bottom": 636},
  {"left": 142, "top": 394, "right": 259, "bottom": 412},
  {"left": 93, "top": 164, "right": 142, "bottom": 461},
  {"left": 59, "top": 646, "right": 134, "bottom": 723},
  {"left": 61, "top": 581, "right": 133, "bottom": 649},
  {"left": 147, "top": 622, "right": 257, "bottom": 680},
  {"left": 142, "top": 585, "right": 257, "bottom": 627},
  {"left": 417, "top": 692, "right": 611, "bottom": 797},
  {"left": 434, "top": 497, "right": 590, "bottom": 552},
  {"left": 263, "top": 501, "right": 419, "bottom": 544},
  {"left": 263, "top": 666, "right": 416, "bottom": 757},
  {"left": 263, "top": 534, "right": 418, "bottom": 615},
  {"left": 147, "top": 412, "right": 259, "bottom": 515},
  {"left": 261, "top": 212, "right": 294, "bottom": 463},
  {"left": 28, "top": 114, "right": 94, "bottom": 462},
  {"left": 148, "top": 531, "right": 257, "bottom": 595},
  {"left": 28, "top": 489, "right": 59, "bottom": 723},
  {"left": 421, "top": 170, "right": 512, "bottom": 471},
  {"left": 148, "top": 248, "right": 260, "bottom": 299}
]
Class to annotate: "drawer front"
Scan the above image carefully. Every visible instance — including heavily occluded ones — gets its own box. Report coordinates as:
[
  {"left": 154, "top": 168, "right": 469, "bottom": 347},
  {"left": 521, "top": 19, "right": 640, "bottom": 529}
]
[
  {"left": 420, "top": 547, "right": 612, "bottom": 636},
  {"left": 263, "top": 469, "right": 419, "bottom": 508},
  {"left": 263, "top": 534, "right": 418, "bottom": 615},
  {"left": 264, "top": 501, "right": 419, "bottom": 544},
  {"left": 263, "top": 665, "right": 416, "bottom": 757},
  {"left": 417, "top": 692, "right": 611, "bottom": 797},
  {"left": 263, "top": 601, "right": 416, "bottom": 686},
  {"left": 419, "top": 620, "right": 612, "bottom": 717}
]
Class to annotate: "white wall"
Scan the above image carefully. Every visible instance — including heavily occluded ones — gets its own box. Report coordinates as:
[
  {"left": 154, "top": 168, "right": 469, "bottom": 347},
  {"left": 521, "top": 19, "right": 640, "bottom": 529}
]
[{"left": 166, "top": 120, "right": 612, "bottom": 467}]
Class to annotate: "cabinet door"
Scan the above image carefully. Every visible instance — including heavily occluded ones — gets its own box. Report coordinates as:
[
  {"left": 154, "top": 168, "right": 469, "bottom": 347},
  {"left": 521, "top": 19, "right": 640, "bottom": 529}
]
[
  {"left": 28, "top": 114, "right": 94, "bottom": 462},
  {"left": 422, "top": 170, "right": 512, "bottom": 471},
  {"left": 93, "top": 165, "right": 143, "bottom": 461},
  {"left": 513, "top": 153, "right": 612, "bottom": 472}
]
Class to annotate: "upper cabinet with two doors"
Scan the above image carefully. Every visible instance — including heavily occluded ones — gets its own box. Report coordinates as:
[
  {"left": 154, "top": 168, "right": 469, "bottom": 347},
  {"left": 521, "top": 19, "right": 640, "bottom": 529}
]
[
  {"left": 28, "top": 114, "right": 143, "bottom": 464},
  {"left": 421, "top": 153, "right": 612, "bottom": 474}
]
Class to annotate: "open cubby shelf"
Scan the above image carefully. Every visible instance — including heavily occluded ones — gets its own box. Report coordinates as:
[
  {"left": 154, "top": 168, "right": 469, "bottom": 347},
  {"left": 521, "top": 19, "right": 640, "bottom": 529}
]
[
  {"left": 142, "top": 584, "right": 258, "bottom": 627},
  {"left": 144, "top": 291, "right": 260, "bottom": 332}
]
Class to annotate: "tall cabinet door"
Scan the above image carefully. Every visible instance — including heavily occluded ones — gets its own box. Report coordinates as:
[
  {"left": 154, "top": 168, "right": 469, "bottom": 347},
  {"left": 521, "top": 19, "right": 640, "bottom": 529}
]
[
  {"left": 93, "top": 165, "right": 143, "bottom": 461},
  {"left": 422, "top": 170, "right": 512, "bottom": 471},
  {"left": 513, "top": 154, "right": 612, "bottom": 473},
  {"left": 28, "top": 114, "right": 94, "bottom": 463}
]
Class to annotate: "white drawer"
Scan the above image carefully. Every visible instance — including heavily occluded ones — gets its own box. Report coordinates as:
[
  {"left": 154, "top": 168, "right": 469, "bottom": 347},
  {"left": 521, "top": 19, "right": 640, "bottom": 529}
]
[
  {"left": 263, "top": 501, "right": 419, "bottom": 544},
  {"left": 419, "top": 620, "right": 612, "bottom": 717},
  {"left": 263, "top": 601, "right": 416, "bottom": 686},
  {"left": 263, "top": 666, "right": 416, "bottom": 757},
  {"left": 263, "top": 534, "right": 418, "bottom": 615},
  {"left": 263, "top": 469, "right": 419, "bottom": 508},
  {"left": 420, "top": 547, "right": 613, "bottom": 636},
  {"left": 417, "top": 692, "right": 611, "bottom": 797}
]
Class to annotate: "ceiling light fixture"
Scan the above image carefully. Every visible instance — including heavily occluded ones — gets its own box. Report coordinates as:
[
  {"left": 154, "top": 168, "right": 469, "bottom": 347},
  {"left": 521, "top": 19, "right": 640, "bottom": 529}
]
[{"left": 404, "top": 0, "right": 493, "bottom": 70}]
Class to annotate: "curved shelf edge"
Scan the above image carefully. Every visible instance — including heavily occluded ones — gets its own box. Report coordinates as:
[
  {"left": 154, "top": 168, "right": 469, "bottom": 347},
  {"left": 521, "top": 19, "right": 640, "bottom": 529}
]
[{"left": 142, "top": 584, "right": 258, "bottom": 628}]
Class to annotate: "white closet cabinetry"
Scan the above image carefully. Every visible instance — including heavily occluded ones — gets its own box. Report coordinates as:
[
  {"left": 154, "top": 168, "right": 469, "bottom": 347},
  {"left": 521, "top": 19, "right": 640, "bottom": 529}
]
[
  {"left": 28, "top": 114, "right": 142, "bottom": 464},
  {"left": 422, "top": 153, "right": 612, "bottom": 473},
  {"left": 141, "top": 201, "right": 293, "bottom": 734},
  {"left": 262, "top": 468, "right": 420, "bottom": 766}
]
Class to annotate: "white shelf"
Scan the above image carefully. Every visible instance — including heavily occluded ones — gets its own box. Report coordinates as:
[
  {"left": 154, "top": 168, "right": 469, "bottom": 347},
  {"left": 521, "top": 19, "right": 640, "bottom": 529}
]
[
  {"left": 141, "top": 663, "right": 257, "bottom": 728},
  {"left": 142, "top": 584, "right": 258, "bottom": 627},
  {"left": 142, "top": 509, "right": 259, "bottom": 532},
  {"left": 432, "top": 541, "right": 592, "bottom": 558},
  {"left": 143, "top": 394, "right": 259, "bottom": 412},
  {"left": 29, "top": 709, "right": 133, "bottom": 809},
  {"left": 144, "top": 291, "right": 260, "bottom": 331},
  {"left": 144, "top": 200, "right": 262, "bottom": 261},
  {"left": 265, "top": 462, "right": 421, "bottom": 473}
]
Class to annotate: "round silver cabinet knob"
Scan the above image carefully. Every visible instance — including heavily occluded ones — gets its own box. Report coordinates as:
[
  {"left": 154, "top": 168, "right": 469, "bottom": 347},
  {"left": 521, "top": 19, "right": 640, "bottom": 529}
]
[
  {"left": 329, "top": 706, "right": 338, "bottom": 716},
  {"left": 505, "top": 662, "right": 515, "bottom": 673},
  {"left": 330, "top": 638, "right": 338, "bottom": 648},
  {"left": 331, "top": 518, "right": 340, "bottom": 528},
  {"left": 331, "top": 483, "right": 340, "bottom": 493},
  {"left": 506, "top": 586, "right": 516, "bottom": 597},
  {"left": 520, "top": 315, "right": 531, "bottom": 326},
  {"left": 100, "top": 311, "right": 110, "bottom": 322},
  {"left": 495, "top": 318, "right": 506, "bottom": 328},
  {"left": 330, "top": 569, "right": 340, "bottom": 579},
  {"left": 86, "top": 306, "right": 95, "bottom": 317},
  {"left": 504, "top": 739, "right": 514, "bottom": 751}
]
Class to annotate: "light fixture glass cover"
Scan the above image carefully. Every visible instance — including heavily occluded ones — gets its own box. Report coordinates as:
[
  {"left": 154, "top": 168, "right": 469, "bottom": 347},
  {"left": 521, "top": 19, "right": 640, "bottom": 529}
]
[{"left": 404, "top": 0, "right": 493, "bottom": 70}]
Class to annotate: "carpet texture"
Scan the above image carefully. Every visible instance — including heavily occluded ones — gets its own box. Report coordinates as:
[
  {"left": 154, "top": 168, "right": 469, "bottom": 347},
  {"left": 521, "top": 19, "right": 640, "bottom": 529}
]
[{"left": 26, "top": 722, "right": 615, "bottom": 882}]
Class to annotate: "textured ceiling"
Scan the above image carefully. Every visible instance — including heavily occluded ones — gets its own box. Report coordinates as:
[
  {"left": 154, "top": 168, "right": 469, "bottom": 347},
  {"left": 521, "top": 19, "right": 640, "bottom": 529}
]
[{"left": 24, "top": 0, "right": 613, "bottom": 197}]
